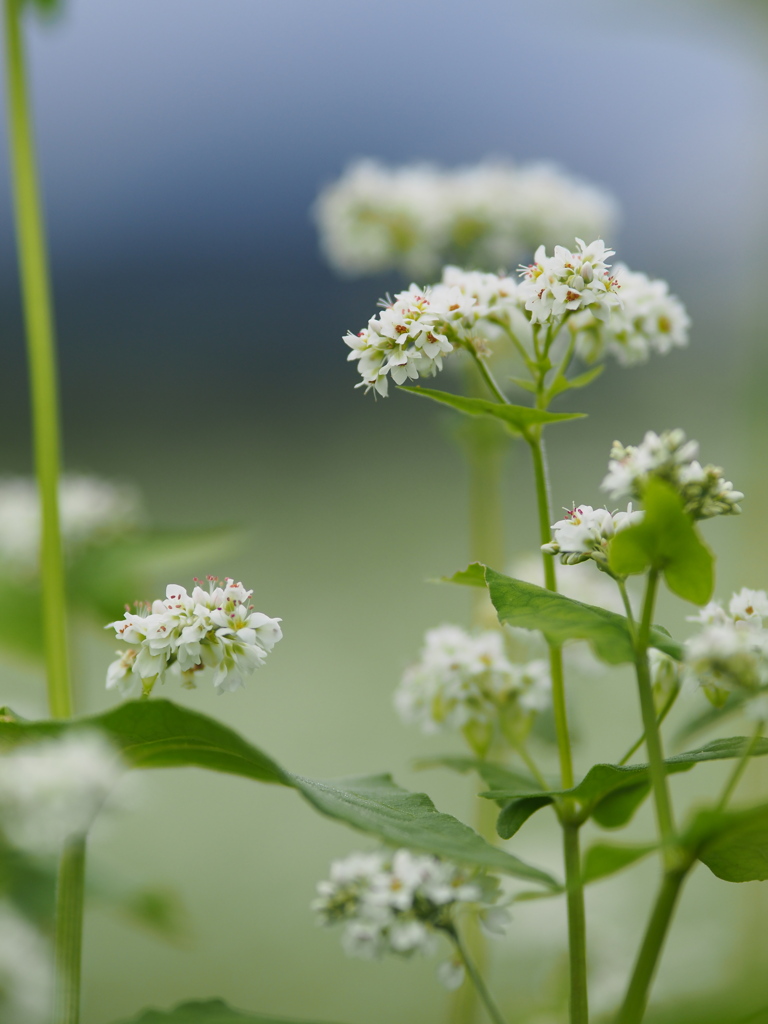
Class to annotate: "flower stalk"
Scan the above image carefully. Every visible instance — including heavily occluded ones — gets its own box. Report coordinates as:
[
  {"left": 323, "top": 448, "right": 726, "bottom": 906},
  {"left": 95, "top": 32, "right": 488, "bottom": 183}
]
[{"left": 53, "top": 835, "right": 87, "bottom": 1024}]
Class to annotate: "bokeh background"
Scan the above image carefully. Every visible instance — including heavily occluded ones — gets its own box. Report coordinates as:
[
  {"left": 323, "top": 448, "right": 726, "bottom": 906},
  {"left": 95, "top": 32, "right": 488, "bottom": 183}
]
[{"left": 2, "top": 1, "right": 768, "bottom": 1021}]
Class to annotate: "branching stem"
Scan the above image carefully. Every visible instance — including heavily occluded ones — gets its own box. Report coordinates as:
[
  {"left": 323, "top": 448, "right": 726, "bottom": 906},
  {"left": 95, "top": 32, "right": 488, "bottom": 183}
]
[{"left": 450, "top": 926, "right": 509, "bottom": 1024}]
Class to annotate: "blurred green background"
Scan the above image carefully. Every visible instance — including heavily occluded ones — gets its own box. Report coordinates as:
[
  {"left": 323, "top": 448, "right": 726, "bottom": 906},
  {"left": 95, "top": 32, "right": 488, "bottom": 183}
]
[{"left": 2, "top": 0, "right": 768, "bottom": 1021}]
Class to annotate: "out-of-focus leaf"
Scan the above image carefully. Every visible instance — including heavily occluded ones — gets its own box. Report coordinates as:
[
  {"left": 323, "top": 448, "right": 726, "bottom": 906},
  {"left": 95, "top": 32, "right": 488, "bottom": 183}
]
[
  {"left": 484, "top": 567, "right": 682, "bottom": 664},
  {"left": 399, "top": 386, "right": 584, "bottom": 434},
  {"left": 0, "top": 701, "right": 558, "bottom": 888},
  {"left": 112, "top": 999, "right": 349, "bottom": 1024},
  {"left": 609, "top": 478, "right": 714, "bottom": 605},
  {"left": 582, "top": 841, "right": 656, "bottom": 884},
  {"left": 689, "top": 803, "right": 768, "bottom": 882},
  {"left": 414, "top": 755, "right": 546, "bottom": 798}
]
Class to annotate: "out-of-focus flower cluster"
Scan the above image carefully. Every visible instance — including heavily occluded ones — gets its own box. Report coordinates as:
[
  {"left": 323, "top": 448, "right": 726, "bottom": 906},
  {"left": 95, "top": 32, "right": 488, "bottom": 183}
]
[
  {"left": 315, "top": 158, "right": 618, "bottom": 278},
  {"left": 106, "top": 577, "right": 282, "bottom": 697},
  {"left": 685, "top": 589, "right": 768, "bottom": 708},
  {"left": 313, "top": 848, "right": 508, "bottom": 988},
  {"left": 0, "top": 732, "right": 124, "bottom": 855},
  {"left": 0, "top": 475, "right": 142, "bottom": 573},
  {"left": 571, "top": 264, "right": 689, "bottom": 366},
  {"left": 518, "top": 238, "right": 621, "bottom": 325},
  {"left": 394, "top": 624, "right": 550, "bottom": 754},
  {"left": 602, "top": 430, "right": 743, "bottom": 520},
  {"left": 542, "top": 503, "right": 643, "bottom": 565},
  {"left": 0, "top": 903, "right": 53, "bottom": 1024}
]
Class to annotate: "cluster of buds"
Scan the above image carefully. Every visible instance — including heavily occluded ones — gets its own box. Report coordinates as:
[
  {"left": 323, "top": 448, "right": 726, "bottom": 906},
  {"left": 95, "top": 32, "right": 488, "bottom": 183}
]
[
  {"left": 314, "top": 158, "right": 617, "bottom": 277},
  {"left": 685, "top": 589, "right": 768, "bottom": 707},
  {"left": 394, "top": 625, "right": 550, "bottom": 755},
  {"left": 313, "top": 848, "right": 509, "bottom": 988},
  {"left": 601, "top": 430, "right": 743, "bottom": 519},
  {"left": 106, "top": 577, "right": 282, "bottom": 697},
  {"left": 542, "top": 503, "right": 643, "bottom": 565}
]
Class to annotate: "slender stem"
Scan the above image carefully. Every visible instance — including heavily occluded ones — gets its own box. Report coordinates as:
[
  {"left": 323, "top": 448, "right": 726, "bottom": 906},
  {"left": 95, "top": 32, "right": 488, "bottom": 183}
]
[
  {"left": 618, "top": 686, "right": 680, "bottom": 768},
  {"left": 54, "top": 835, "right": 86, "bottom": 1024},
  {"left": 527, "top": 430, "right": 587, "bottom": 1024},
  {"left": 3, "top": 0, "right": 72, "bottom": 720},
  {"left": 563, "top": 823, "right": 588, "bottom": 1024},
  {"left": 613, "top": 868, "right": 688, "bottom": 1024},
  {"left": 717, "top": 720, "right": 764, "bottom": 813},
  {"left": 468, "top": 348, "right": 510, "bottom": 405},
  {"left": 450, "top": 927, "right": 509, "bottom": 1024},
  {"left": 617, "top": 578, "right": 636, "bottom": 630},
  {"left": 634, "top": 569, "right": 676, "bottom": 853},
  {"left": 517, "top": 740, "right": 549, "bottom": 791}
]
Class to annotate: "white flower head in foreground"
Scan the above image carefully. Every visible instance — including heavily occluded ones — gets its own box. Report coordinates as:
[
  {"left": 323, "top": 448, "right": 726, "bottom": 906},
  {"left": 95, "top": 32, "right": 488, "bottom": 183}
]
[
  {"left": 542, "top": 504, "right": 643, "bottom": 565},
  {"left": 313, "top": 848, "right": 509, "bottom": 987},
  {"left": 685, "top": 588, "right": 768, "bottom": 707},
  {"left": 0, "top": 903, "right": 53, "bottom": 1024},
  {"left": 601, "top": 430, "right": 743, "bottom": 520},
  {"left": 571, "top": 264, "right": 690, "bottom": 366},
  {"left": 0, "top": 732, "right": 124, "bottom": 855},
  {"left": 0, "top": 474, "right": 142, "bottom": 572},
  {"left": 106, "top": 576, "right": 282, "bottom": 697},
  {"left": 394, "top": 625, "right": 551, "bottom": 746},
  {"left": 518, "top": 238, "right": 621, "bottom": 325}
]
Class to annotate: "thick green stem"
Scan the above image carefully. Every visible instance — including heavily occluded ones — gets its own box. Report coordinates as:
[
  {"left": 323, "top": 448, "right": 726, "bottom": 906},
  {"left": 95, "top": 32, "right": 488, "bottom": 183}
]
[
  {"left": 717, "top": 721, "right": 764, "bottom": 813},
  {"left": 527, "top": 431, "right": 586, "bottom": 1024},
  {"left": 3, "top": 0, "right": 72, "bottom": 720},
  {"left": 54, "top": 835, "right": 86, "bottom": 1024},
  {"left": 451, "top": 927, "right": 509, "bottom": 1024},
  {"left": 613, "top": 869, "right": 688, "bottom": 1024},
  {"left": 634, "top": 570, "right": 676, "bottom": 853}
]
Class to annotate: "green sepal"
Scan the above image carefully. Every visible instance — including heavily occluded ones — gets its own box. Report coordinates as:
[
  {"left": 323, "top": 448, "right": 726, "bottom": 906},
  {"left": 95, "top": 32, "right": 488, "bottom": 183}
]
[
  {"left": 399, "top": 386, "right": 584, "bottom": 435},
  {"left": 0, "top": 701, "right": 558, "bottom": 888},
  {"left": 609, "top": 478, "right": 714, "bottom": 605}
]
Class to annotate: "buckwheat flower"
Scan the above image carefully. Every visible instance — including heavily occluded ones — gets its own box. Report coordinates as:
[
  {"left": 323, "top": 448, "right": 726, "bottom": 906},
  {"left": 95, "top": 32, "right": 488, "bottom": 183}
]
[
  {"left": 0, "top": 733, "right": 124, "bottom": 854},
  {"left": 571, "top": 264, "right": 690, "bottom": 367},
  {"left": 601, "top": 430, "right": 743, "bottom": 519},
  {"left": 313, "top": 848, "right": 507, "bottom": 983},
  {"left": 542, "top": 503, "right": 643, "bottom": 565},
  {"left": 728, "top": 588, "right": 768, "bottom": 625},
  {"left": 0, "top": 904, "right": 53, "bottom": 1024},
  {"left": 0, "top": 474, "right": 143, "bottom": 573},
  {"left": 517, "top": 659, "right": 553, "bottom": 712},
  {"left": 106, "top": 576, "right": 282, "bottom": 697},
  {"left": 344, "top": 284, "right": 458, "bottom": 396},
  {"left": 518, "top": 238, "right": 621, "bottom": 325},
  {"left": 314, "top": 158, "right": 617, "bottom": 277},
  {"left": 685, "top": 622, "right": 768, "bottom": 706}
]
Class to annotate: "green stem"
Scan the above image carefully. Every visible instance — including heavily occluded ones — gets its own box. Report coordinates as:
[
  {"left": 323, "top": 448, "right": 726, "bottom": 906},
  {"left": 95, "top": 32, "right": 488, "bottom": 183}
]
[
  {"left": 634, "top": 569, "right": 676, "bottom": 854},
  {"left": 450, "top": 927, "right": 509, "bottom": 1024},
  {"left": 54, "top": 835, "right": 86, "bottom": 1024},
  {"left": 618, "top": 686, "right": 680, "bottom": 768},
  {"left": 468, "top": 348, "right": 510, "bottom": 405},
  {"left": 3, "top": 0, "right": 72, "bottom": 720},
  {"left": 717, "top": 720, "right": 764, "bottom": 813},
  {"left": 517, "top": 740, "right": 549, "bottom": 791},
  {"left": 613, "top": 868, "right": 688, "bottom": 1024},
  {"left": 527, "top": 431, "right": 587, "bottom": 1024}
]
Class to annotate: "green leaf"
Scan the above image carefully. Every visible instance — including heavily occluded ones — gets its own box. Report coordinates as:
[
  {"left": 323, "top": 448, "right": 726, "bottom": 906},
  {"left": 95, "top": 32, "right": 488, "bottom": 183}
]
[
  {"left": 508, "top": 376, "right": 538, "bottom": 394},
  {"left": 399, "top": 386, "right": 584, "bottom": 435},
  {"left": 582, "top": 841, "right": 656, "bottom": 884},
  {"left": 609, "top": 478, "right": 714, "bottom": 605},
  {"left": 0, "top": 702, "right": 557, "bottom": 888},
  {"left": 440, "top": 562, "right": 488, "bottom": 588},
  {"left": 689, "top": 803, "right": 768, "bottom": 882},
  {"left": 546, "top": 364, "right": 605, "bottom": 401},
  {"left": 484, "top": 567, "right": 683, "bottom": 664},
  {"left": 112, "top": 999, "right": 349, "bottom": 1024},
  {"left": 483, "top": 737, "right": 768, "bottom": 838}
]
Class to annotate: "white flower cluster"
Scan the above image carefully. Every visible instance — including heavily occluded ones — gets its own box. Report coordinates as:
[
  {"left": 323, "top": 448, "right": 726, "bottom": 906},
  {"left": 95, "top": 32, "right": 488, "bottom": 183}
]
[
  {"left": 518, "top": 238, "right": 621, "bottom": 325},
  {"left": 602, "top": 430, "right": 743, "bottom": 520},
  {"left": 0, "top": 904, "right": 53, "bottom": 1024},
  {"left": 571, "top": 264, "right": 690, "bottom": 366},
  {"left": 106, "top": 577, "right": 282, "bottom": 697},
  {"left": 314, "top": 158, "right": 617, "bottom": 277},
  {"left": 685, "top": 589, "right": 768, "bottom": 707},
  {"left": 0, "top": 474, "right": 142, "bottom": 572},
  {"left": 542, "top": 504, "right": 643, "bottom": 565},
  {"left": 394, "top": 625, "right": 551, "bottom": 741},
  {"left": 313, "top": 848, "right": 509, "bottom": 987},
  {"left": 0, "top": 733, "right": 124, "bottom": 855}
]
